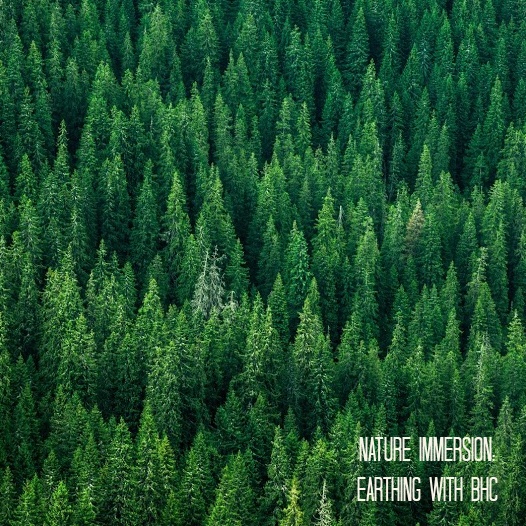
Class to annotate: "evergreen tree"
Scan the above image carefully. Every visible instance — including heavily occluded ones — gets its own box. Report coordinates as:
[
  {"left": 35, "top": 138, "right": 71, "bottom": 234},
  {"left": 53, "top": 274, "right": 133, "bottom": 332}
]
[
  {"left": 314, "top": 480, "right": 336, "bottom": 526},
  {"left": 13, "top": 476, "right": 43, "bottom": 526},
  {"left": 258, "top": 216, "right": 282, "bottom": 299},
  {"left": 279, "top": 477, "right": 305, "bottom": 526},
  {"left": 284, "top": 222, "right": 312, "bottom": 332},
  {"left": 134, "top": 403, "right": 168, "bottom": 525},
  {"left": 262, "top": 426, "right": 293, "bottom": 525},
  {"left": 173, "top": 430, "right": 217, "bottom": 526},
  {"left": 206, "top": 451, "right": 257, "bottom": 526},
  {"left": 100, "top": 155, "right": 131, "bottom": 261},
  {"left": 99, "top": 420, "right": 138, "bottom": 526},
  {"left": 352, "top": 218, "right": 380, "bottom": 344},
  {"left": 312, "top": 191, "right": 340, "bottom": 339},
  {"left": 45, "top": 481, "right": 72, "bottom": 526},
  {"left": 148, "top": 308, "right": 205, "bottom": 448},
  {"left": 40, "top": 247, "right": 84, "bottom": 397},
  {"left": 0, "top": 4, "right": 524, "bottom": 526},
  {"left": 237, "top": 294, "right": 283, "bottom": 408},
  {"left": 344, "top": 5, "right": 369, "bottom": 97},
  {"left": 292, "top": 287, "right": 335, "bottom": 436},
  {"left": 192, "top": 248, "right": 226, "bottom": 319},
  {"left": 0, "top": 468, "right": 16, "bottom": 526},
  {"left": 131, "top": 166, "right": 160, "bottom": 287}
]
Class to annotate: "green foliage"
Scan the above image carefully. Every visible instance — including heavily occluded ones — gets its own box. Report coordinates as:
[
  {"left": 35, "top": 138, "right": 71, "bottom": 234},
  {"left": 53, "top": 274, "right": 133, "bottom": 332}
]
[
  {"left": 130, "top": 168, "right": 160, "bottom": 284},
  {"left": 284, "top": 222, "right": 312, "bottom": 332},
  {"left": 206, "top": 451, "right": 257, "bottom": 526},
  {"left": 344, "top": 5, "right": 369, "bottom": 97},
  {"left": 100, "top": 155, "right": 130, "bottom": 261},
  {"left": 173, "top": 430, "right": 217, "bottom": 526},
  {"left": 99, "top": 419, "right": 137, "bottom": 525},
  {"left": 45, "top": 481, "right": 72, "bottom": 526},
  {"left": 279, "top": 477, "right": 305, "bottom": 526},
  {"left": 1, "top": 2, "right": 526, "bottom": 524},
  {"left": 292, "top": 288, "right": 335, "bottom": 436}
]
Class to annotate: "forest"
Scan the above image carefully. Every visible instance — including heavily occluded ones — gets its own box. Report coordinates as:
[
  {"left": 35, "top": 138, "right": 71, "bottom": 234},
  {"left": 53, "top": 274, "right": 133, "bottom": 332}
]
[{"left": 1, "top": 0, "right": 526, "bottom": 524}]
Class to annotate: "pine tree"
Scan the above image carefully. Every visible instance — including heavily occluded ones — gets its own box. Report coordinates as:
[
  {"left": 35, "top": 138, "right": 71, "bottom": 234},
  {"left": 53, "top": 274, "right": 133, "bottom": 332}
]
[
  {"left": 417, "top": 211, "right": 443, "bottom": 287},
  {"left": 503, "top": 313, "right": 526, "bottom": 412},
  {"left": 69, "top": 431, "right": 100, "bottom": 526},
  {"left": 134, "top": 403, "right": 166, "bottom": 525},
  {"left": 195, "top": 167, "right": 237, "bottom": 260},
  {"left": 137, "top": 5, "right": 172, "bottom": 92},
  {"left": 182, "top": 5, "right": 220, "bottom": 85},
  {"left": 99, "top": 420, "right": 138, "bottom": 526},
  {"left": 56, "top": 312, "right": 97, "bottom": 406},
  {"left": 470, "top": 335, "right": 499, "bottom": 435},
  {"left": 0, "top": 468, "right": 16, "bottom": 526},
  {"left": 301, "top": 437, "right": 339, "bottom": 524},
  {"left": 11, "top": 241, "right": 40, "bottom": 358},
  {"left": 456, "top": 211, "right": 479, "bottom": 290},
  {"left": 344, "top": 5, "right": 369, "bottom": 97},
  {"left": 279, "top": 477, "right": 305, "bottom": 526},
  {"left": 483, "top": 76, "right": 507, "bottom": 182},
  {"left": 192, "top": 248, "right": 226, "bottom": 319},
  {"left": 100, "top": 155, "right": 131, "bottom": 261},
  {"left": 351, "top": 218, "right": 380, "bottom": 344},
  {"left": 45, "top": 481, "right": 72, "bottom": 526},
  {"left": 236, "top": 294, "right": 283, "bottom": 407},
  {"left": 262, "top": 427, "right": 293, "bottom": 525},
  {"left": 345, "top": 120, "right": 386, "bottom": 228},
  {"left": 73, "top": 487, "right": 97, "bottom": 526},
  {"left": 68, "top": 169, "right": 95, "bottom": 283},
  {"left": 415, "top": 144, "right": 434, "bottom": 208},
  {"left": 314, "top": 480, "right": 336, "bottom": 526},
  {"left": 18, "top": 88, "right": 46, "bottom": 175},
  {"left": 40, "top": 247, "right": 84, "bottom": 397},
  {"left": 292, "top": 288, "right": 335, "bottom": 436},
  {"left": 45, "top": 390, "right": 88, "bottom": 476},
  {"left": 130, "top": 169, "right": 160, "bottom": 284},
  {"left": 38, "top": 122, "right": 72, "bottom": 267},
  {"left": 284, "top": 222, "right": 312, "bottom": 332},
  {"left": 258, "top": 216, "right": 282, "bottom": 299},
  {"left": 13, "top": 476, "right": 43, "bottom": 526},
  {"left": 148, "top": 308, "right": 205, "bottom": 448},
  {"left": 162, "top": 170, "right": 192, "bottom": 304},
  {"left": 173, "top": 430, "right": 217, "bottom": 526},
  {"left": 466, "top": 247, "right": 503, "bottom": 353},
  {"left": 268, "top": 273, "right": 290, "bottom": 347},
  {"left": 206, "top": 451, "right": 257, "bottom": 526},
  {"left": 312, "top": 191, "right": 339, "bottom": 340}
]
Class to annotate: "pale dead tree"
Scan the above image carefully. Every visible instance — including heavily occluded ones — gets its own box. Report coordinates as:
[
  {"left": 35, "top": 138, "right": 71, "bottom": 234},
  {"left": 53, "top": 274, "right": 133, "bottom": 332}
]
[
  {"left": 223, "top": 290, "right": 238, "bottom": 315},
  {"left": 191, "top": 246, "right": 225, "bottom": 319},
  {"left": 315, "top": 480, "right": 336, "bottom": 526}
]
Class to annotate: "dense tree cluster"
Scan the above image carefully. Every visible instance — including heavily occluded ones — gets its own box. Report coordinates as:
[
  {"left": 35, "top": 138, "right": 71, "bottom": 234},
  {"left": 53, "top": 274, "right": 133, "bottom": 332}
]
[{"left": 1, "top": 0, "right": 526, "bottom": 524}]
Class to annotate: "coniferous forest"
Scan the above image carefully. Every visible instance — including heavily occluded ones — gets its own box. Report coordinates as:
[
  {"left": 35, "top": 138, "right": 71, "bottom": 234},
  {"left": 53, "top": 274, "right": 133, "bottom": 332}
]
[{"left": 2, "top": 0, "right": 526, "bottom": 524}]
